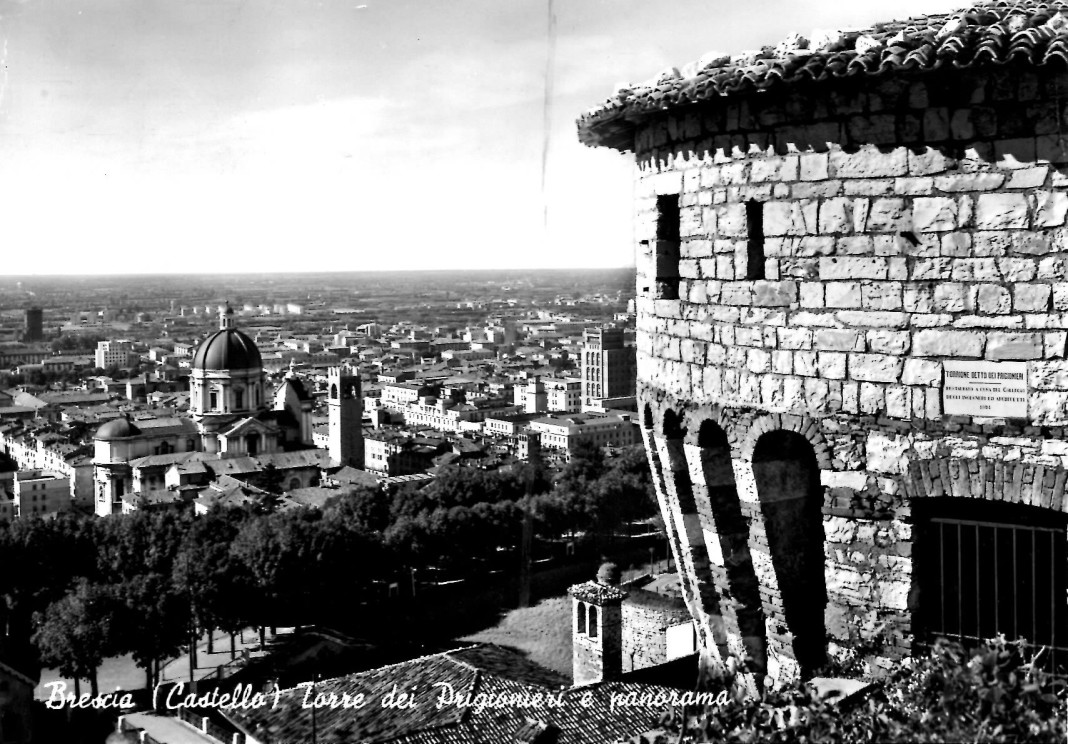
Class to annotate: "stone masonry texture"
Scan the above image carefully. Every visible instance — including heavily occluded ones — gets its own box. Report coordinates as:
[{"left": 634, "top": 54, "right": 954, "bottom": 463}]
[{"left": 579, "top": 9, "right": 1068, "bottom": 688}]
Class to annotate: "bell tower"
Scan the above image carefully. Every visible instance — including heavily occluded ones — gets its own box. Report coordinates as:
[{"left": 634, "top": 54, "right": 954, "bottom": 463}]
[{"left": 328, "top": 363, "right": 364, "bottom": 468}]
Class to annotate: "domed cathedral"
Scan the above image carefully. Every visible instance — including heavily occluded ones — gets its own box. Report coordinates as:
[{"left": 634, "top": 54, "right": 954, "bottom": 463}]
[
  {"left": 93, "top": 304, "right": 353, "bottom": 516},
  {"left": 190, "top": 304, "right": 276, "bottom": 456}
]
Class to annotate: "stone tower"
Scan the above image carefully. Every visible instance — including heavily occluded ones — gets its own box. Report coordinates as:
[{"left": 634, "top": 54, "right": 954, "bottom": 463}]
[
  {"left": 328, "top": 363, "right": 364, "bottom": 468},
  {"left": 568, "top": 563, "right": 627, "bottom": 686},
  {"left": 577, "top": 0, "right": 1068, "bottom": 688}
]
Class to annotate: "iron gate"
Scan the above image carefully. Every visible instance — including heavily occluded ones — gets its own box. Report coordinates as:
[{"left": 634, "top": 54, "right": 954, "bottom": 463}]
[{"left": 916, "top": 500, "right": 1068, "bottom": 670}]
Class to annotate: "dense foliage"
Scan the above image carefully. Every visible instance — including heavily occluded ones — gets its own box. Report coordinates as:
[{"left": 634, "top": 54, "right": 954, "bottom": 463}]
[
  {"left": 629, "top": 638, "right": 1066, "bottom": 744},
  {"left": 13, "top": 445, "right": 657, "bottom": 692}
]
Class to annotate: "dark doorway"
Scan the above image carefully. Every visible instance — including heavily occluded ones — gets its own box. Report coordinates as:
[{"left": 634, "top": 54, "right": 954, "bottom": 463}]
[
  {"left": 752, "top": 430, "right": 827, "bottom": 676},
  {"left": 697, "top": 421, "right": 767, "bottom": 673}
]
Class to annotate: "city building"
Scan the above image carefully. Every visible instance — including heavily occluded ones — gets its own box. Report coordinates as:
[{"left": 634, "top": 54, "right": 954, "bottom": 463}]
[
  {"left": 525, "top": 411, "right": 640, "bottom": 460},
  {"left": 93, "top": 305, "right": 363, "bottom": 515},
  {"left": 578, "top": 0, "right": 1068, "bottom": 686},
  {"left": 328, "top": 363, "right": 364, "bottom": 468},
  {"left": 13, "top": 469, "right": 71, "bottom": 518},
  {"left": 581, "top": 327, "right": 636, "bottom": 410},
  {"left": 94, "top": 340, "right": 138, "bottom": 369},
  {"left": 363, "top": 430, "right": 440, "bottom": 476},
  {"left": 23, "top": 308, "right": 42, "bottom": 342},
  {"left": 515, "top": 375, "right": 582, "bottom": 414}
]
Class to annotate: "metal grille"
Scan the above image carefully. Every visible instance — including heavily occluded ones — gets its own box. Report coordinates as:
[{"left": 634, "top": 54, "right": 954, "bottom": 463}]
[{"left": 918, "top": 514, "right": 1068, "bottom": 670}]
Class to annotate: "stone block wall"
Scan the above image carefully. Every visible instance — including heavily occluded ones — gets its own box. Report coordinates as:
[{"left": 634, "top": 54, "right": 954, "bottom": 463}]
[
  {"left": 630, "top": 66, "right": 1068, "bottom": 684},
  {"left": 622, "top": 603, "right": 670, "bottom": 672}
]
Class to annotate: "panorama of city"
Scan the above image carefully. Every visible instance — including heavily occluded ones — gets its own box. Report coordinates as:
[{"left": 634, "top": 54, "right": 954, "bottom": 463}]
[{"left": 3, "top": 1, "right": 1068, "bottom": 743}]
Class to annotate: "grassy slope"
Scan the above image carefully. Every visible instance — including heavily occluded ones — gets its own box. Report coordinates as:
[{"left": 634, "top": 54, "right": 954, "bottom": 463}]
[{"left": 460, "top": 595, "right": 573, "bottom": 679}]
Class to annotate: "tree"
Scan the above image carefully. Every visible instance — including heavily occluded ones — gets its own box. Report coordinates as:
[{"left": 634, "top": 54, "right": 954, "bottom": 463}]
[
  {"left": 33, "top": 580, "right": 121, "bottom": 697},
  {"left": 325, "top": 486, "right": 391, "bottom": 533},
  {"left": 94, "top": 511, "right": 191, "bottom": 689},
  {"left": 113, "top": 573, "right": 189, "bottom": 690},
  {"left": 173, "top": 508, "right": 249, "bottom": 665}
]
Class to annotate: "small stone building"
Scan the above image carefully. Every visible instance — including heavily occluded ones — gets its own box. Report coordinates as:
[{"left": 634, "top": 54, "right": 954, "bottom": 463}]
[
  {"left": 570, "top": 566, "right": 696, "bottom": 686},
  {"left": 578, "top": 0, "right": 1068, "bottom": 684}
]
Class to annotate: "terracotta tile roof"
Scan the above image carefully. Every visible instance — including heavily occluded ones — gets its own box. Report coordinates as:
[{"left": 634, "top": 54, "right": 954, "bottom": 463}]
[
  {"left": 568, "top": 580, "right": 628, "bottom": 605},
  {"left": 578, "top": 0, "right": 1068, "bottom": 149},
  {"left": 229, "top": 644, "right": 683, "bottom": 744}
]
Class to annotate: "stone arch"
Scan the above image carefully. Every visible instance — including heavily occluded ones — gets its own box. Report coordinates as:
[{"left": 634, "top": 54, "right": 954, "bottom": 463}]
[
  {"left": 659, "top": 408, "right": 729, "bottom": 667},
  {"left": 751, "top": 429, "right": 828, "bottom": 677},
  {"left": 740, "top": 413, "right": 833, "bottom": 470},
  {"left": 695, "top": 419, "right": 768, "bottom": 673}
]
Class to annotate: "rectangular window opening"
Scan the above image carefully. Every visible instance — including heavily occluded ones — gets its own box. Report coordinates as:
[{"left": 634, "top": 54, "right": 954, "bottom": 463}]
[
  {"left": 654, "top": 194, "right": 681, "bottom": 300},
  {"left": 746, "top": 200, "right": 765, "bottom": 281}
]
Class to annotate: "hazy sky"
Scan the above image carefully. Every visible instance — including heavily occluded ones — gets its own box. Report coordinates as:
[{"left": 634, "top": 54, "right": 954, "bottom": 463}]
[{"left": 0, "top": 0, "right": 966, "bottom": 276}]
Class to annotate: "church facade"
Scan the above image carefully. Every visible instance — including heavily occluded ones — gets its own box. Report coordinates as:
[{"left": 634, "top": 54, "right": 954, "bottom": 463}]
[
  {"left": 93, "top": 305, "right": 363, "bottom": 515},
  {"left": 579, "top": 1, "right": 1068, "bottom": 685}
]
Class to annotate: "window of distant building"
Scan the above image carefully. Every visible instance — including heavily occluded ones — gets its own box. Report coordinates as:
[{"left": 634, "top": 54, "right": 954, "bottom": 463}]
[
  {"left": 576, "top": 602, "right": 587, "bottom": 634},
  {"left": 209, "top": 390, "right": 218, "bottom": 410},
  {"left": 234, "top": 388, "right": 244, "bottom": 410},
  {"left": 588, "top": 605, "right": 599, "bottom": 638}
]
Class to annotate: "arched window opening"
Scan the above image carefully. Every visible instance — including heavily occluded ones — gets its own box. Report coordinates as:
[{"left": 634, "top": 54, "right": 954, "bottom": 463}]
[
  {"left": 576, "top": 603, "right": 587, "bottom": 635},
  {"left": 330, "top": 384, "right": 339, "bottom": 400},
  {"left": 588, "top": 605, "right": 599, "bottom": 638},
  {"left": 289, "top": 478, "right": 302, "bottom": 490}
]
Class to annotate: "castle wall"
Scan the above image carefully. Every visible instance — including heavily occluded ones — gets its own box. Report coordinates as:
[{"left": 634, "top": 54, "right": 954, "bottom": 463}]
[{"left": 630, "top": 66, "right": 1068, "bottom": 682}]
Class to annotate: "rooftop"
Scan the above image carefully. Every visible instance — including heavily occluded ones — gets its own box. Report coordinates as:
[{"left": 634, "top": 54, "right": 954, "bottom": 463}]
[
  {"left": 227, "top": 644, "right": 683, "bottom": 744},
  {"left": 578, "top": 0, "right": 1068, "bottom": 149}
]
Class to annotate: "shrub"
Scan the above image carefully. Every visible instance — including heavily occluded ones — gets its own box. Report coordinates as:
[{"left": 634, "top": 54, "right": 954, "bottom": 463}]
[{"left": 626, "top": 638, "right": 1066, "bottom": 744}]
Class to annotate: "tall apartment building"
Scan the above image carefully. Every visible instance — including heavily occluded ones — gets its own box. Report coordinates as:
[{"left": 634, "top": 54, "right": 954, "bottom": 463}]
[
  {"left": 581, "top": 327, "right": 636, "bottom": 410},
  {"left": 23, "top": 308, "right": 43, "bottom": 342},
  {"left": 95, "top": 340, "right": 138, "bottom": 369}
]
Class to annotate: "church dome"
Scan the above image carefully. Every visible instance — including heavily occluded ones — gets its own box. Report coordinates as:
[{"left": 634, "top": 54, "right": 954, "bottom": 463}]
[
  {"left": 192, "top": 328, "right": 263, "bottom": 371},
  {"left": 95, "top": 417, "right": 142, "bottom": 441}
]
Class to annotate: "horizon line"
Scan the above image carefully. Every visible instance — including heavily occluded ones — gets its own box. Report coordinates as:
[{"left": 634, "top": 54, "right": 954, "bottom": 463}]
[{"left": 1, "top": 265, "right": 638, "bottom": 280}]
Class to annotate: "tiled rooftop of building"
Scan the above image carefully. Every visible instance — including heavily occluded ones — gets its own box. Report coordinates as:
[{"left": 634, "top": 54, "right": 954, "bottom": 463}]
[
  {"left": 228, "top": 644, "right": 683, "bottom": 744},
  {"left": 578, "top": 0, "right": 1068, "bottom": 149}
]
